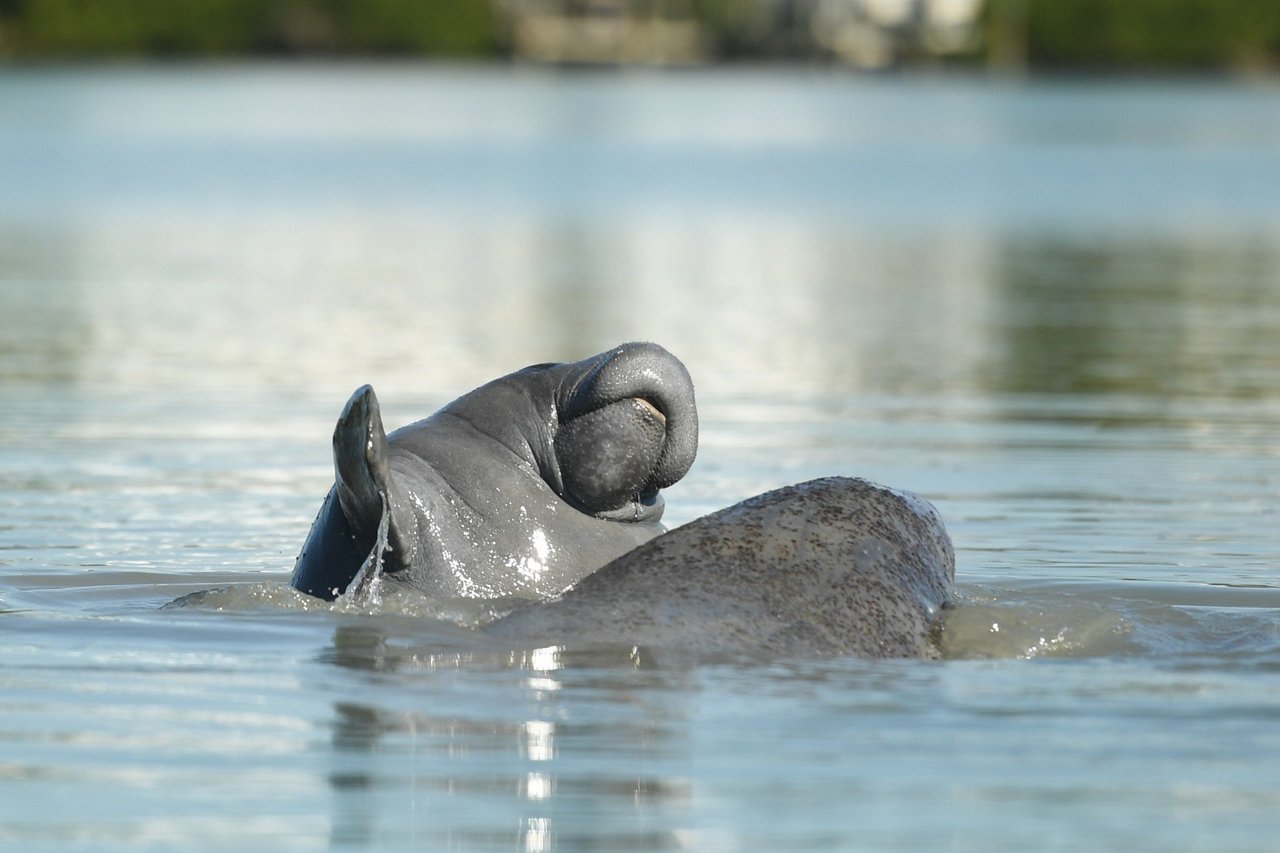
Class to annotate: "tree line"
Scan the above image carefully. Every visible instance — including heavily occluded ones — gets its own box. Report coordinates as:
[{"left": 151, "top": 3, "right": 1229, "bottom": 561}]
[{"left": 0, "top": 0, "right": 1276, "bottom": 73}]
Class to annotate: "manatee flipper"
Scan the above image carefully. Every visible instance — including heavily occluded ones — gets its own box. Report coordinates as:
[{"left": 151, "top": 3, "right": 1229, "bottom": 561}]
[
  {"left": 485, "top": 477, "right": 955, "bottom": 659},
  {"left": 332, "top": 384, "right": 392, "bottom": 541},
  {"left": 291, "top": 385, "right": 397, "bottom": 600}
]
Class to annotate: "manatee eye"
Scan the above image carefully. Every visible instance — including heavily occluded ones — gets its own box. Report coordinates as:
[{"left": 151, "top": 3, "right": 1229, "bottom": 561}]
[{"left": 554, "top": 397, "right": 667, "bottom": 514}]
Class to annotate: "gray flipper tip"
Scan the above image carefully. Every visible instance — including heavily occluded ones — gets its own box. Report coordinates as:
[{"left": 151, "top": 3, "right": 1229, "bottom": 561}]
[{"left": 332, "top": 384, "right": 390, "bottom": 535}]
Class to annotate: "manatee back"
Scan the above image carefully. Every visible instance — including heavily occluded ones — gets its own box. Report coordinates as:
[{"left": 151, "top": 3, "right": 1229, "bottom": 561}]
[{"left": 485, "top": 477, "right": 955, "bottom": 658}]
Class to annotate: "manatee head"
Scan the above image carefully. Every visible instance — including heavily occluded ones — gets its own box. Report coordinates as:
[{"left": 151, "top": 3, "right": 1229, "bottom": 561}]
[{"left": 291, "top": 342, "right": 698, "bottom": 601}]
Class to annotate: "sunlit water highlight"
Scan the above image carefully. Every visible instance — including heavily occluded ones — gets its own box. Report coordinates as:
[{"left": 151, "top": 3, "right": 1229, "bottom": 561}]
[{"left": 2, "top": 67, "right": 1280, "bottom": 851}]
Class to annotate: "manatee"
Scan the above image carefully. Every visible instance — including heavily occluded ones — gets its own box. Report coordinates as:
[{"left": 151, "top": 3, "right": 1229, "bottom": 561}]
[
  {"left": 289, "top": 343, "right": 955, "bottom": 660},
  {"left": 291, "top": 342, "right": 698, "bottom": 601},
  {"left": 484, "top": 477, "right": 955, "bottom": 658}
]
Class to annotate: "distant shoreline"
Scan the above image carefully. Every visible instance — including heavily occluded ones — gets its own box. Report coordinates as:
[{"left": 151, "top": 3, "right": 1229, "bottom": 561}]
[
  {"left": 0, "top": 56, "right": 1276, "bottom": 84},
  {"left": 2, "top": 0, "right": 1277, "bottom": 76}
]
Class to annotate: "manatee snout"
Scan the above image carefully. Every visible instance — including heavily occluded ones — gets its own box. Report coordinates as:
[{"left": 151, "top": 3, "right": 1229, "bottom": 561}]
[
  {"left": 554, "top": 342, "right": 698, "bottom": 516},
  {"left": 555, "top": 397, "right": 668, "bottom": 512}
]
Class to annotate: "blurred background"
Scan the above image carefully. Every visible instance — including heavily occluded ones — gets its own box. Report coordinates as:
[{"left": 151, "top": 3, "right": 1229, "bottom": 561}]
[
  {"left": 3, "top": 0, "right": 1280, "bottom": 516},
  {"left": 2, "top": 0, "right": 1279, "bottom": 498},
  {"left": 1, "top": 0, "right": 1279, "bottom": 72}
]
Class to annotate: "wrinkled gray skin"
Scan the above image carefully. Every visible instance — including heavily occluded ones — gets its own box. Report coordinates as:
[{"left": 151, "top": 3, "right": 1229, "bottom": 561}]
[
  {"left": 291, "top": 342, "right": 699, "bottom": 601},
  {"left": 485, "top": 477, "right": 955, "bottom": 658}
]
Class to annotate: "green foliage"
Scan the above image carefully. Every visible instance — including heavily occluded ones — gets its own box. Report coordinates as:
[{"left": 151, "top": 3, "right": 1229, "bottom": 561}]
[
  {"left": 1, "top": 0, "right": 1278, "bottom": 69},
  {"left": 0, "top": 0, "right": 501, "bottom": 58},
  {"left": 335, "top": 0, "right": 499, "bottom": 56},
  {"left": 1013, "top": 0, "right": 1280, "bottom": 71},
  {"left": 690, "top": 0, "right": 781, "bottom": 57},
  {"left": 6, "top": 0, "right": 269, "bottom": 56}
]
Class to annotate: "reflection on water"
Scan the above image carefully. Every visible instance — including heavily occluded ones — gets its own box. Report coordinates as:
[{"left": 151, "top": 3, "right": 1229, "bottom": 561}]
[
  {"left": 315, "top": 623, "right": 698, "bottom": 850},
  {"left": 995, "top": 235, "right": 1280, "bottom": 398},
  {"left": 3, "top": 68, "right": 1280, "bottom": 407},
  {"left": 0, "top": 228, "right": 88, "bottom": 384},
  {"left": 4, "top": 218, "right": 1280, "bottom": 405},
  {"left": 2, "top": 68, "right": 1280, "bottom": 851}
]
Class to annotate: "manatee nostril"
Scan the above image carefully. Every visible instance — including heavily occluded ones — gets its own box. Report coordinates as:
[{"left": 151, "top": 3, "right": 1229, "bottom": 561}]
[{"left": 633, "top": 397, "right": 667, "bottom": 427}]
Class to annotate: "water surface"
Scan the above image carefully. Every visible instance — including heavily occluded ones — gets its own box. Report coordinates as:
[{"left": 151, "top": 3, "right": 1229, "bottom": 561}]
[{"left": 2, "top": 66, "right": 1280, "bottom": 850}]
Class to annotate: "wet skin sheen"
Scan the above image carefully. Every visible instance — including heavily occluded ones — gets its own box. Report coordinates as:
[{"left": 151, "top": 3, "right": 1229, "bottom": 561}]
[{"left": 291, "top": 342, "right": 698, "bottom": 601}]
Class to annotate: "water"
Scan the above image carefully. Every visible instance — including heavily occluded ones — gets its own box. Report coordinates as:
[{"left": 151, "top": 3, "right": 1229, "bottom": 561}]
[{"left": 2, "top": 66, "right": 1280, "bottom": 850}]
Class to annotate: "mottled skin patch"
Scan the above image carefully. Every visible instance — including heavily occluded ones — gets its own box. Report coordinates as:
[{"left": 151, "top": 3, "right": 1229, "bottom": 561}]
[{"left": 485, "top": 477, "right": 955, "bottom": 659}]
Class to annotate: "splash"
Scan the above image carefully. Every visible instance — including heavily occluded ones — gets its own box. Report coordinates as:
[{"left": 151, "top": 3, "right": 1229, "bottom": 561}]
[
  {"left": 931, "top": 579, "right": 1280, "bottom": 661},
  {"left": 939, "top": 585, "right": 1139, "bottom": 660},
  {"left": 339, "top": 489, "right": 392, "bottom": 610}
]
